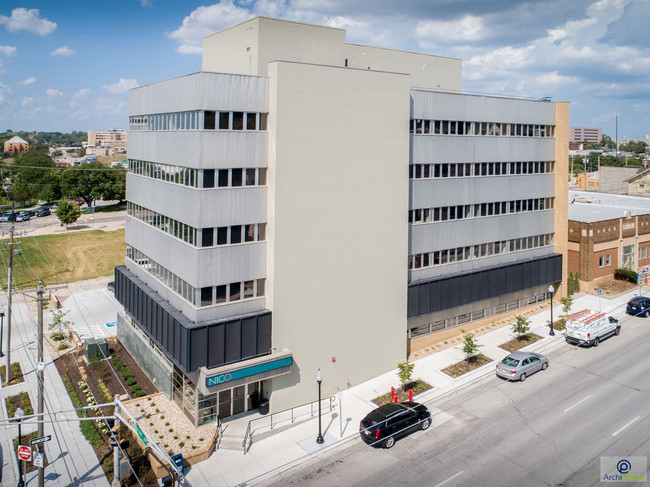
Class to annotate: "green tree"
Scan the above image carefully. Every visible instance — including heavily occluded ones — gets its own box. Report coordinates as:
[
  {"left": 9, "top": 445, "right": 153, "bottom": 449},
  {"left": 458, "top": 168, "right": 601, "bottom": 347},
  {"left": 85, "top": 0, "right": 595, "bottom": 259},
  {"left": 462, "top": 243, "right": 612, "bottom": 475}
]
[
  {"left": 63, "top": 163, "right": 126, "bottom": 207},
  {"left": 560, "top": 296, "right": 573, "bottom": 315},
  {"left": 8, "top": 143, "right": 62, "bottom": 203},
  {"left": 396, "top": 360, "right": 415, "bottom": 388},
  {"left": 459, "top": 331, "right": 483, "bottom": 371},
  {"left": 511, "top": 315, "right": 531, "bottom": 339},
  {"left": 49, "top": 309, "right": 72, "bottom": 339},
  {"left": 56, "top": 200, "right": 81, "bottom": 228}
]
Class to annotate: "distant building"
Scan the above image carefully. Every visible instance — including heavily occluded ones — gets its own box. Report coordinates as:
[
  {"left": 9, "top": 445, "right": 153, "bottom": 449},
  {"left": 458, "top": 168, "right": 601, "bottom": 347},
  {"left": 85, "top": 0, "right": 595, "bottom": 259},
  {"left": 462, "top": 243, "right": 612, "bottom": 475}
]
[
  {"left": 625, "top": 167, "right": 650, "bottom": 197},
  {"left": 600, "top": 166, "right": 642, "bottom": 195},
  {"left": 86, "top": 146, "right": 110, "bottom": 157},
  {"left": 577, "top": 171, "right": 599, "bottom": 191},
  {"left": 4, "top": 136, "right": 29, "bottom": 155},
  {"left": 87, "top": 129, "right": 127, "bottom": 154},
  {"left": 570, "top": 127, "right": 602, "bottom": 144},
  {"left": 569, "top": 191, "right": 650, "bottom": 290}
]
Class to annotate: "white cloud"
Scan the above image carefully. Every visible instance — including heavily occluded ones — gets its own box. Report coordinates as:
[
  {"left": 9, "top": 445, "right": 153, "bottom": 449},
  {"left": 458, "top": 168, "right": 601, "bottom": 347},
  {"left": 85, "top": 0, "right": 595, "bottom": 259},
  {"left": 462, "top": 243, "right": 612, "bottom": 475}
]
[
  {"left": 73, "top": 88, "right": 90, "bottom": 99},
  {"left": 102, "top": 78, "right": 138, "bottom": 94},
  {"left": 51, "top": 46, "right": 77, "bottom": 57},
  {"left": 0, "top": 8, "right": 56, "bottom": 36},
  {"left": 47, "top": 88, "right": 63, "bottom": 99},
  {"left": 140, "top": 0, "right": 153, "bottom": 6},
  {"left": 0, "top": 45, "right": 16, "bottom": 56},
  {"left": 168, "top": 1, "right": 253, "bottom": 54},
  {"left": 21, "top": 96, "right": 33, "bottom": 107},
  {"left": 416, "top": 15, "right": 486, "bottom": 45},
  {"left": 19, "top": 77, "right": 36, "bottom": 86}
]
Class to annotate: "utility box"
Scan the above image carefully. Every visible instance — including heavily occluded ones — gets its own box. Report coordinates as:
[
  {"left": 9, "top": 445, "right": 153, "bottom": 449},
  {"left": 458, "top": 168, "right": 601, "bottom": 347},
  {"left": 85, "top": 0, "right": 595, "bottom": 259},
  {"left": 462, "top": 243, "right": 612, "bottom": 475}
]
[{"left": 85, "top": 338, "right": 108, "bottom": 360}]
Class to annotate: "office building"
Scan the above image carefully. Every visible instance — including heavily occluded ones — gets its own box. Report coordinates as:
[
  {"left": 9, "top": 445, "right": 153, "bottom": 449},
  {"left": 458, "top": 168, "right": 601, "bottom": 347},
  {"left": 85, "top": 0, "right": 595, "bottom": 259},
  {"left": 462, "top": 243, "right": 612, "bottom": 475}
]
[
  {"left": 4, "top": 135, "right": 29, "bottom": 155},
  {"left": 570, "top": 127, "right": 602, "bottom": 144},
  {"left": 114, "top": 17, "right": 567, "bottom": 425},
  {"left": 87, "top": 129, "right": 127, "bottom": 154}
]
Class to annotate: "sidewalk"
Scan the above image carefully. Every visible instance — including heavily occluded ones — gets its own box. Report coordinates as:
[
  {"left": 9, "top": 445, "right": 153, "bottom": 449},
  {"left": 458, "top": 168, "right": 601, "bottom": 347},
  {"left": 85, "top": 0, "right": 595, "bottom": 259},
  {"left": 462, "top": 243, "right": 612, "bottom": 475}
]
[{"left": 185, "top": 285, "right": 642, "bottom": 487}]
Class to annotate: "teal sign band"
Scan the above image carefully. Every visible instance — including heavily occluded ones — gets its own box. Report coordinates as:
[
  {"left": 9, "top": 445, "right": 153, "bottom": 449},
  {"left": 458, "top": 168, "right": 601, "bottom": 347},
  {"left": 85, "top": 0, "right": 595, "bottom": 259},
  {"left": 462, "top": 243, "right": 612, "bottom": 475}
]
[{"left": 206, "top": 356, "right": 293, "bottom": 387}]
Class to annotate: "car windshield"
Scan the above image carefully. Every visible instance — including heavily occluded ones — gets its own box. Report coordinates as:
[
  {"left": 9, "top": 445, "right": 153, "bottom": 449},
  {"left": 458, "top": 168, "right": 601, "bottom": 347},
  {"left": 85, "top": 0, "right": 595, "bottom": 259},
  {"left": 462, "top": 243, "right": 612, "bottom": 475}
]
[
  {"left": 630, "top": 299, "right": 645, "bottom": 306},
  {"left": 502, "top": 357, "right": 520, "bottom": 367}
]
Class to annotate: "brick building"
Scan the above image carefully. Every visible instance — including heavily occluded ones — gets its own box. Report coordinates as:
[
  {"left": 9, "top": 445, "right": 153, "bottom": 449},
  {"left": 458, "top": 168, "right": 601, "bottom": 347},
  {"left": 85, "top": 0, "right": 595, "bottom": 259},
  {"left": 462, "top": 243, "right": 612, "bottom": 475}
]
[{"left": 3, "top": 135, "right": 29, "bottom": 155}]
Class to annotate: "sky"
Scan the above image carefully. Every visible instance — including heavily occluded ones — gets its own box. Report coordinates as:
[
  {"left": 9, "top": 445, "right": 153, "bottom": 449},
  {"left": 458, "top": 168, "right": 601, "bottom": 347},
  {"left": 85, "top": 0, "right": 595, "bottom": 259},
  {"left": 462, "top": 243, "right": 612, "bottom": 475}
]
[{"left": 0, "top": 0, "right": 649, "bottom": 138}]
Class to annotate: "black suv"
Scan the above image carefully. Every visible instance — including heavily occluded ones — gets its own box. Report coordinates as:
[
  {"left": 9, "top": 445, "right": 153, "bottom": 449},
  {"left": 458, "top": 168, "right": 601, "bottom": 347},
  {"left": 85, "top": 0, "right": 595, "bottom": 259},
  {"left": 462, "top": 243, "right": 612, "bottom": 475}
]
[
  {"left": 626, "top": 296, "right": 650, "bottom": 317},
  {"left": 359, "top": 401, "right": 431, "bottom": 449}
]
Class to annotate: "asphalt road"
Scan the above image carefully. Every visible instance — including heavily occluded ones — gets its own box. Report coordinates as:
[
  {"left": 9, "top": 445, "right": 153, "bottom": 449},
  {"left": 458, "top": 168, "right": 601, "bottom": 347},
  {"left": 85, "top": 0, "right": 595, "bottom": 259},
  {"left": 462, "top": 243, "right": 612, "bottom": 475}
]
[
  {"left": 265, "top": 313, "right": 650, "bottom": 487},
  {"left": 0, "top": 208, "right": 125, "bottom": 236}
]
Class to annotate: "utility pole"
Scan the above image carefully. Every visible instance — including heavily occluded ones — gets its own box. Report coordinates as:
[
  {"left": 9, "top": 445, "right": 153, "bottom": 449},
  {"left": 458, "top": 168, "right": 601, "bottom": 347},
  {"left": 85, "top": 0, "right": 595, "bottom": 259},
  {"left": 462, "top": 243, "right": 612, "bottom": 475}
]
[
  {"left": 5, "top": 220, "right": 14, "bottom": 384},
  {"left": 37, "top": 284, "right": 45, "bottom": 487}
]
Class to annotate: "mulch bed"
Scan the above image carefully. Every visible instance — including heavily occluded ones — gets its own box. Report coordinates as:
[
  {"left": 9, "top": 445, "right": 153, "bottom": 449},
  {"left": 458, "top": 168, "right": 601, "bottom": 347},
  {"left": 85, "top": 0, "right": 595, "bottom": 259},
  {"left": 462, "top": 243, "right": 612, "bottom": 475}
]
[
  {"left": 5, "top": 390, "right": 33, "bottom": 419},
  {"left": 441, "top": 354, "right": 493, "bottom": 378},
  {"left": 499, "top": 333, "right": 543, "bottom": 353},
  {"left": 53, "top": 338, "right": 159, "bottom": 486},
  {"left": 1, "top": 362, "right": 25, "bottom": 387},
  {"left": 549, "top": 319, "right": 566, "bottom": 331},
  {"left": 372, "top": 380, "right": 433, "bottom": 406}
]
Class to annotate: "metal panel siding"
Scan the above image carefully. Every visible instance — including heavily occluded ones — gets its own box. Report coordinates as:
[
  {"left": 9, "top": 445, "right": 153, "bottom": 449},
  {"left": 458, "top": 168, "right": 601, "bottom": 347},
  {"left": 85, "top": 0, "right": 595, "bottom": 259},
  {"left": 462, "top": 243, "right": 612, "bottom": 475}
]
[
  {"left": 411, "top": 91, "right": 556, "bottom": 124},
  {"left": 409, "top": 212, "right": 555, "bottom": 254},
  {"left": 225, "top": 321, "right": 241, "bottom": 363},
  {"left": 406, "top": 255, "right": 562, "bottom": 318},
  {"left": 257, "top": 314, "right": 272, "bottom": 353},
  {"left": 410, "top": 174, "right": 555, "bottom": 208},
  {"left": 128, "top": 131, "right": 268, "bottom": 169},
  {"left": 411, "top": 136, "right": 555, "bottom": 164},
  {"left": 208, "top": 325, "right": 225, "bottom": 368},
  {"left": 190, "top": 327, "right": 207, "bottom": 371},
  {"left": 241, "top": 317, "right": 257, "bottom": 358},
  {"left": 417, "top": 284, "right": 429, "bottom": 315},
  {"left": 128, "top": 72, "right": 269, "bottom": 115},
  {"left": 180, "top": 324, "right": 188, "bottom": 370}
]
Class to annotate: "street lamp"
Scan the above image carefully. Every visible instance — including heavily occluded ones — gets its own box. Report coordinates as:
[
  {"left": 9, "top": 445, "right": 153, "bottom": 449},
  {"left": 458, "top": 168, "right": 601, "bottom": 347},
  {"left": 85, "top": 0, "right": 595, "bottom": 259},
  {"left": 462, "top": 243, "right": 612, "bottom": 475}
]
[
  {"left": 316, "top": 369, "right": 324, "bottom": 444},
  {"left": 0, "top": 307, "right": 5, "bottom": 357},
  {"left": 548, "top": 284, "right": 555, "bottom": 336},
  {"left": 15, "top": 406, "right": 25, "bottom": 487}
]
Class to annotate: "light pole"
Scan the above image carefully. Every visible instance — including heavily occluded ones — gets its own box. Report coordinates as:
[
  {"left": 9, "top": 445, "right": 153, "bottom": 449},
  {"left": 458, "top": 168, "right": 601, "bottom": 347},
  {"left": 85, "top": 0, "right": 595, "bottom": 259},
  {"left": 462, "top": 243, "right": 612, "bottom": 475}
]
[
  {"left": 316, "top": 369, "right": 324, "bottom": 444},
  {"left": 0, "top": 307, "right": 5, "bottom": 357},
  {"left": 548, "top": 284, "right": 555, "bottom": 336},
  {"left": 15, "top": 406, "right": 24, "bottom": 487}
]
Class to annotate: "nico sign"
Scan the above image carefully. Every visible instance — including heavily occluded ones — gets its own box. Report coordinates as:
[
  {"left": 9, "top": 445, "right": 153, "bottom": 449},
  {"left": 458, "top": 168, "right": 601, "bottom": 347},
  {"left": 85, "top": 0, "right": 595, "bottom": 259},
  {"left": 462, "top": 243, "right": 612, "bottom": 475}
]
[{"left": 206, "top": 357, "right": 293, "bottom": 388}]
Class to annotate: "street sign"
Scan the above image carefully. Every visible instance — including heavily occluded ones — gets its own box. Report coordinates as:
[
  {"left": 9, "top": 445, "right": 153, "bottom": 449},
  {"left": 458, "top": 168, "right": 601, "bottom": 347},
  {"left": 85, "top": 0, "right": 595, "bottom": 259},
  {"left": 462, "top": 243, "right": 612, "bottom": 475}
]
[
  {"left": 597, "top": 290, "right": 602, "bottom": 296},
  {"left": 136, "top": 423, "right": 148, "bottom": 446},
  {"left": 30, "top": 435, "right": 51, "bottom": 446},
  {"left": 33, "top": 452, "right": 44, "bottom": 468},
  {"left": 644, "top": 266, "right": 649, "bottom": 274},
  {"left": 17, "top": 445, "right": 32, "bottom": 461}
]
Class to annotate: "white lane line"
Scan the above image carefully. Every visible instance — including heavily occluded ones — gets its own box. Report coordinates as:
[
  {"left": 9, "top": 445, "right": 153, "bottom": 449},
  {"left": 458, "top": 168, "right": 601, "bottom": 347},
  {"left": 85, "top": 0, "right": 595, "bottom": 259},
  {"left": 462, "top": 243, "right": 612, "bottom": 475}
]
[
  {"left": 563, "top": 394, "right": 593, "bottom": 413},
  {"left": 612, "top": 416, "right": 640, "bottom": 437},
  {"left": 434, "top": 470, "right": 464, "bottom": 487}
]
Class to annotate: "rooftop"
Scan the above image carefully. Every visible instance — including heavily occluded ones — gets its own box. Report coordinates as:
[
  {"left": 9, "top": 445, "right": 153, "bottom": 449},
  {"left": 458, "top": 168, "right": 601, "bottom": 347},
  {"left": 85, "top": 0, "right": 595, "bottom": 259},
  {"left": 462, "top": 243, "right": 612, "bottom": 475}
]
[
  {"left": 569, "top": 190, "right": 650, "bottom": 223},
  {"left": 6, "top": 136, "right": 28, "bottom": 144}
]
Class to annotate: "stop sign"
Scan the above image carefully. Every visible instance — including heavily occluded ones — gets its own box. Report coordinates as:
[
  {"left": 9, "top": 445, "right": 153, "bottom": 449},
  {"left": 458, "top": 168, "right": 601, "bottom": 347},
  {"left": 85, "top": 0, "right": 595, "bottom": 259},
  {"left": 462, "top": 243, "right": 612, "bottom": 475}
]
[{"left": 17, "top": 445, "right": 32, "bottom": 461}]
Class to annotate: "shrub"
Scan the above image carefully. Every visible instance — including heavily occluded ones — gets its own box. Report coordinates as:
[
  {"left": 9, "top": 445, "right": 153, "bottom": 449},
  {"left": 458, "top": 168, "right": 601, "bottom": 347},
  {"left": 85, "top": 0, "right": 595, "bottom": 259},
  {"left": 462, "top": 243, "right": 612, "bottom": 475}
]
[
  {"left": 614, "top": 268, "right": 637, "bottom": 283},
  {"left": 179, "top": 442, "right": 185, "bottom": 448},
  {"left": 174, "top": 436, "right": 178, "bottom": 440},
  {"left": 155, "top": 408, "right": 159, "bottom": 413},
  {"left": 560, "top": 296, "right": 573, "bottom": 315},
  {"left": 160, "top": 415, "right": 165, "bottom": 420},
  {"left": 511, "top": 315, "right": 531, "bottom": 339},
  {"left": 51, "top": 332, "right": 65, "bottom": 341},
  {"left": 396, "top": 360, "right": 415, "bottom": 388},
  {"left": 57, "top": 343, "right": 69, "bottom": 351},
  {"left": 165, "top": 422, "right": 170, "bottom": 426},
  {"left": 168, "top": 428, "right": 173, "bottom": 433}
]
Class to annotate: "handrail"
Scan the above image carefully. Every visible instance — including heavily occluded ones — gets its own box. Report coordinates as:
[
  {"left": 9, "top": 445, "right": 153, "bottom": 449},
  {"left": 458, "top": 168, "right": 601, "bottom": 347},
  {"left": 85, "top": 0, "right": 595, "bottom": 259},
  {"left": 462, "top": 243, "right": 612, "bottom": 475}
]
[{"left": 242, "top": 395, "right": 336, "bottom": 453}]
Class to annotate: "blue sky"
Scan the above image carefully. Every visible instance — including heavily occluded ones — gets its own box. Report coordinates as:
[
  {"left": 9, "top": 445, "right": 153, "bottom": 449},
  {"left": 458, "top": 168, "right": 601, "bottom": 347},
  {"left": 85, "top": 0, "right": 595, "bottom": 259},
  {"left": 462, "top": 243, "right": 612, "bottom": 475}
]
[{"left": 1, "top": 0, "right": 649, "bottom": 139}]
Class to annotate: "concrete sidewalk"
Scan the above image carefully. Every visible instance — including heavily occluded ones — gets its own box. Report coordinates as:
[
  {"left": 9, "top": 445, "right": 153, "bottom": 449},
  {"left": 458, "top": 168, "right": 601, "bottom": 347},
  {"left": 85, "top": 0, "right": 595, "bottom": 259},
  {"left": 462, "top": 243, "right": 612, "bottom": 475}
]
[{"left": 185, "top": 285, "right": 643, "bottom": 487}]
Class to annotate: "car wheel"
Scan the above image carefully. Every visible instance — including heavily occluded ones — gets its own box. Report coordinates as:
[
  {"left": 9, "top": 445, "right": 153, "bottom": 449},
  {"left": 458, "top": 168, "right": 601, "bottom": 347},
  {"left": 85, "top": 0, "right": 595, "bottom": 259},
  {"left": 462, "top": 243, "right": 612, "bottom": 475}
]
[
  {"left": 384, "top": 436, "right": 395, "bottom": 449},
  {"left": 615, "top": 326, "right": 621, "bottom": 336},
  {"left": 645, "top": 311, "right": 649, "bottom": 318},
  {"left": 519, "top": 373, "right": 526, "bottom": 382},
  {"left": 542, "top": 362, "right": 548, "bottom": 370},
  {"left": 593, "top": 337, "right": 600, "bottom": 347},
  {"left": 420, "top": 418, "right": 431, "bottom": 431}
]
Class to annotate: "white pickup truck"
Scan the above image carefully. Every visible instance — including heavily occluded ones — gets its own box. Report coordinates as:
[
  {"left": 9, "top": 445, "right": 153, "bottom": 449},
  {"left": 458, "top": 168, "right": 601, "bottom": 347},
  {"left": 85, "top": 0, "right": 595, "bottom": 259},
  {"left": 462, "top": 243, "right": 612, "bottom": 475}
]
[{"left": 565, "top": 309, "right": 621, "bottom": 347}]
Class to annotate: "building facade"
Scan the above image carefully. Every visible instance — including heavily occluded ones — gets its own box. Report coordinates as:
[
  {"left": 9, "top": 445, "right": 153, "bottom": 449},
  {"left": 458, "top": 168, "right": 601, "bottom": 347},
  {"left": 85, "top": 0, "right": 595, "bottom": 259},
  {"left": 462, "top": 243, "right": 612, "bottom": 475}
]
[
  {"left": 87, "top": 130, "right": 127, "bottom": 154},
  {"left": 4, "top": 135, "right": 29, "bottom": 154},
  {"left": 115, "top": 17, "right": 567, "bottom": 425},
  {"left": 570, "top": 127, "right": 602, "bottom": 143}
]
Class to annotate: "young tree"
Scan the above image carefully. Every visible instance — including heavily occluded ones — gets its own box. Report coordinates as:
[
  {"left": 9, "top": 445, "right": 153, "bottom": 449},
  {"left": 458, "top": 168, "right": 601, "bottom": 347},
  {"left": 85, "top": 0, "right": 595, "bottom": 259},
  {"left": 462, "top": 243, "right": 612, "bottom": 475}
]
[
  {"left": 459, "top": 331, "right": 483, "bottom": 371},
  {"left": 512, "top": 315, "right": 531, "bottom": 339},
  {"left": 560, "top": 296, "right": 573, "bottom": 316},
  {"left": 56, "top": 200, "right": 81, "bottom": 228},
  {"left": 49, "top": 309, "right": 72, "bottom": 339},
  {"left": 396, "top": 360, "right": 415, "bottom": 388}
]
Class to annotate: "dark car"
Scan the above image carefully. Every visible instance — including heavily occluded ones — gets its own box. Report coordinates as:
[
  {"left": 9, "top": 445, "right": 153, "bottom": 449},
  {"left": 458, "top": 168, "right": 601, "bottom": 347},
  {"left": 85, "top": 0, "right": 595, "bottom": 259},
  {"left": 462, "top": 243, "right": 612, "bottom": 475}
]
[
  {"left": 626, "top": 296, "right": 650, "bottom": 317},
  {"left": 359, "top": 401, "right": 431, "bottom": 449},
  {"left": 36, "top": 207, "right": 51, "bottom": 217},
  {"left": 0, "top": 212, "right": 17, "bottom": 223},
  {"left": 23, "top": 209, "right": 36, "bottom": 217}
]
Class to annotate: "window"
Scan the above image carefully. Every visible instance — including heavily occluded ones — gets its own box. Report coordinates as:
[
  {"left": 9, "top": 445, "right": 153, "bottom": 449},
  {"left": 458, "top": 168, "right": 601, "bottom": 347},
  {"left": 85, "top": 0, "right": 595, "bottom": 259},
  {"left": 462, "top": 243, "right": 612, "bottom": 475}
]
[
  {"left": 232, "top": 112, "right": 243, "bottom": 130},
  {"left": 246, "top": 113, "right": 256, "bottom": 130},
  {"left": 219, "top": 112, "right": 229, "bottom": 130},
  {"left": 217, "top": 227, "right": 228, "bottom": 245},
  {"left": 230, "top": 225, "right": 242, "bottom": 244},
  {"left": 218, "top": 169, "right": 229, "bottom": 187},
  {"left": 230, "top": 282, "right": 241, "bottom": 301},
  {"left": 245, "top": 224, "right": 255, "bottom": 242},
  {"left": 606, "top": 254, "right": 611, "bottom": 266},
  {"left": 257, "top": 279, "right": 265, "bottom": 296},
  {"left": 260, "top": 113, "right": 268, "bottom": 131},
  {"left": 259, "top": 168, "right": 267, "bottom": 185},
  {"left": 204, "top": 111, "right": 216, "bottom": 130},
  {"left": 201, "top": 287, "right": 213, "bottom": 306},
  {"left": 258, "top": 223, "right": 266, "bottom": 241},
  {"left": 203, "top": 169, "right": 215, "bottom": 188},
  {"left": 202, "top": 228, "right": 214, "bottom": 247},
  {"left": 246, "top": 169, "right": 256, "bottom": 186},
  {"left": 231, "top": 168, "right": 243, "bottom": 187},
  {"left": 599, "top": 256, "right": 605, "bottom": 268},
  {"left": 216, "top": 285, "right": 226, "bottom": 304},
  {"left": 244, "top": 280, "right": 254, "bottom": 299}
]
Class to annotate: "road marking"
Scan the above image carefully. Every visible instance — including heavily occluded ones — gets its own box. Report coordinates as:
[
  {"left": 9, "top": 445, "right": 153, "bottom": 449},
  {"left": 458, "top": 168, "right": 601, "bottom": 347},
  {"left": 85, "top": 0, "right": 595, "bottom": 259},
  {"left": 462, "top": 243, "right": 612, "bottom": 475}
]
[
  {"left": 434, "top": 471, "right": 463, "bottom": 487},
  {"left": 563, "top": 394, "right": 593, "bottom": 413},
  {"left": 612, "top": 416, "right": 640, "bottom": 437}
]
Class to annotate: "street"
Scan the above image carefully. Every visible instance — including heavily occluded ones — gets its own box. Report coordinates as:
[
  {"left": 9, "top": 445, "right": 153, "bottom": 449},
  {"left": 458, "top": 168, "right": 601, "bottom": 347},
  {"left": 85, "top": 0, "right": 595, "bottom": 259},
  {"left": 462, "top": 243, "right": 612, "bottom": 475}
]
[{"left": 264, "top": 312, "right": 650, "bottom": 487}]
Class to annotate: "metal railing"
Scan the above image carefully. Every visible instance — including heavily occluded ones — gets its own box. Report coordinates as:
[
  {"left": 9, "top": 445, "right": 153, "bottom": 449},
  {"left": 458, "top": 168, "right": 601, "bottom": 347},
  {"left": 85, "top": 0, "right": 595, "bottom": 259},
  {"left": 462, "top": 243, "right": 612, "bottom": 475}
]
[{"left": 242, "top": 396, "right": 336, "bottom": 453}]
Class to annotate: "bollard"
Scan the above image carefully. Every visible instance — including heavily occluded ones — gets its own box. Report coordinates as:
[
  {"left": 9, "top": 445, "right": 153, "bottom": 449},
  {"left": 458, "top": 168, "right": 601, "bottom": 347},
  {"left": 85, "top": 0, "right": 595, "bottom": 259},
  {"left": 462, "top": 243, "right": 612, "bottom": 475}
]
[{"left": 409, "top": 389, "right": 413, "bottom": 402}]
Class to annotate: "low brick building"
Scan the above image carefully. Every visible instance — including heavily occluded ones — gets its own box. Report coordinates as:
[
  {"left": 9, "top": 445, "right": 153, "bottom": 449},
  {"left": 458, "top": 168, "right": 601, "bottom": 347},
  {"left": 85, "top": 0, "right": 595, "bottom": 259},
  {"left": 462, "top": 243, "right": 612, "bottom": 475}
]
[
  {"left": 568, "top": 191, "right": 650, "bottom": 290},
  {"left": 3, "top": 135, "right": 28, "bottom": 154}
]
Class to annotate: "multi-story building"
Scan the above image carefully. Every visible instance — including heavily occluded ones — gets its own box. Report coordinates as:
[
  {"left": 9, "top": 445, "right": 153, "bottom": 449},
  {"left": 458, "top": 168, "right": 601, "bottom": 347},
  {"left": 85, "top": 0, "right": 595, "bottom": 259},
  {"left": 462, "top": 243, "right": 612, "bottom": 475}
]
[
  {"left": 87, "top": 129, "right": 127, "bottom": 154},
  {"left": 570, "top": 127, "right": 602, "bottom": 143},
  {"left": 114, "top": 17, "right": 567, "bottom": 426},
  {"left": 4, "top": 135, "right": 29, "bottom": 154}
]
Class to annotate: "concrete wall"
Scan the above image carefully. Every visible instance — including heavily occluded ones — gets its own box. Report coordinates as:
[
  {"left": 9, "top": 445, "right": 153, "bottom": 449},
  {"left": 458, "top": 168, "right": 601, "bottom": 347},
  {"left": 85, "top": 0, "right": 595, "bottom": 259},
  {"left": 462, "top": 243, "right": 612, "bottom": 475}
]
[
  {"left": 266, "top": 60, "right": 410, "bottom": 411},
  {"left": 600, "top": 166, "right": 639, "bottom": 195},
  {"left": 554, "top": 102, "right": 570, "bottom": 296}
]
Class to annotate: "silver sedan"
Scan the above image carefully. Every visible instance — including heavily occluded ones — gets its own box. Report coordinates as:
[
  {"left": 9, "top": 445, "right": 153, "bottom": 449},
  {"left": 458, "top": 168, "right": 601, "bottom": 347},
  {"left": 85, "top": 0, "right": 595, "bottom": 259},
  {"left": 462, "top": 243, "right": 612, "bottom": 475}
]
[{"left": 495, "top": 351, "right": 549, "bottom": 382}]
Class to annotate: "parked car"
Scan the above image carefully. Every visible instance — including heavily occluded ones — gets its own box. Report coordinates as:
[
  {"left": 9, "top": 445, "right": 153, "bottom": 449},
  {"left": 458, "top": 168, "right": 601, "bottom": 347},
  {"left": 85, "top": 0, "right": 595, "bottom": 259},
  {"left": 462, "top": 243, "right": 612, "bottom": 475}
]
[
  {"left": 36, "top": 207, "right": 51, "bottom": 217},
  {"left": 626, "top": 296, "right": 650, "bottom": 317},
  {"left": 23, "top": 209, "right": 36, "bottom": 217},
  {"left": 0, "top": 212, "right": 17, "bottom": 223},
  {"left": 15, "top": 211, "right": 31, "bottom": 222},
  {"left": 565, "top": 310, "right": 620, "bottom": 347},
  {"left": 359, "top": 401, "right": 431, "bottom": 449},
  {"left": 496, "top": 351, "right": 548, "bottom": 382}
]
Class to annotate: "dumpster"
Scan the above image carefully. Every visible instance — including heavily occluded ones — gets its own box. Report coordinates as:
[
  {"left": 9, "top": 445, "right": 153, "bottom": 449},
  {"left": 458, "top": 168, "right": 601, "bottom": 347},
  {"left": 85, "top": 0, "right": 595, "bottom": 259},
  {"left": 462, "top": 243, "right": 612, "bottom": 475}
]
[{"left": 171, "top": 453, "right": 184, "bottom": 475}]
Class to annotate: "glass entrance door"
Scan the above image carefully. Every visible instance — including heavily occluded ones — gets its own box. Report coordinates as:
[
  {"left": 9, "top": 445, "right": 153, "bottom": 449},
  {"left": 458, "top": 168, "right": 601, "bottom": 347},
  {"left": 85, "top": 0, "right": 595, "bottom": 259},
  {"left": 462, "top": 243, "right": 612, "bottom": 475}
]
[{"left": 232, "top": 385, "right": 246, "bottom": 415}]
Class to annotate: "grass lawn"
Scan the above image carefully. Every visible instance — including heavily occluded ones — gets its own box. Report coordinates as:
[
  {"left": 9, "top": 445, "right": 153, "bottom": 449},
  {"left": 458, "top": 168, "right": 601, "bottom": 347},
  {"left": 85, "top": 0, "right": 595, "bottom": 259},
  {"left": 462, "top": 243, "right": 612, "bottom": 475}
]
[
  {"left": 499, "top": 333, "right": 543, "bottom": 353},
  {"left": 89, "top": 202, "right": 127, "bottom": 213},
  {"left": 0, "top": 229, "right": 125, "bottom": 290}
]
